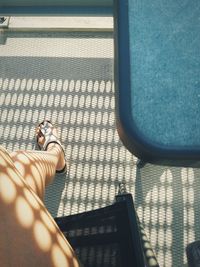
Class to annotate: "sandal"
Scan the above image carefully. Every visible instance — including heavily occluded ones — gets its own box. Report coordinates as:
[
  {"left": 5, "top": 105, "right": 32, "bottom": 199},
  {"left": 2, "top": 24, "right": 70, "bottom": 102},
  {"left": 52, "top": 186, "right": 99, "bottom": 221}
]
[{"left": 36, "top": 120, "right": 67, "bottom": 174}]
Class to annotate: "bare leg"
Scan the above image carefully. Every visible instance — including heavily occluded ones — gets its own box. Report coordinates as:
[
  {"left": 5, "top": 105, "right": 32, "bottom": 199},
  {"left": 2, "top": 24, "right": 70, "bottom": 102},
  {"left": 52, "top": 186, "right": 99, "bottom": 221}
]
[
  {"left": 10, "top": 123, "right": 66, "bottom": 200},
  {"left": 10, "top": 143, "right": 65, "bottom": 200},
  {"left": 0, "top": 145, "right": 79, "bottom": 267}
]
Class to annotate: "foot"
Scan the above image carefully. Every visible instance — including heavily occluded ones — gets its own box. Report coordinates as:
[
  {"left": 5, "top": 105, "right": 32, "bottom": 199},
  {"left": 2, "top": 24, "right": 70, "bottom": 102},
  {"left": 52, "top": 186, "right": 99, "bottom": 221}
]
[{"left": 36, "top": 120, "right": 67, "bottom": 173}]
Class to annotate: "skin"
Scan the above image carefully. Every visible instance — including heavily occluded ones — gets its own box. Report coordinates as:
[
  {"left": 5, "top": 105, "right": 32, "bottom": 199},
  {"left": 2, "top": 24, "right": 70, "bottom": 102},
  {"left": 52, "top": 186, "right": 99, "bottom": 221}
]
[{"left": 0, "top": 124, "right": 80, "bottom": 267}]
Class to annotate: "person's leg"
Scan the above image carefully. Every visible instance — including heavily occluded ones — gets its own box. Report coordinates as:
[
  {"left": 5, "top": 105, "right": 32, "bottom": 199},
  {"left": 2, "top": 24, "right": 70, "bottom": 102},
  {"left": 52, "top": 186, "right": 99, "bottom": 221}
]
[
  {"left": 10, "top": 143, "right": 65, "bottom": 200},
  {"left": 0, "top": 145, "right": 79, "bottom": 267},
  {"left": 9, "top": 122, "right": 66, "bottom": 200}
]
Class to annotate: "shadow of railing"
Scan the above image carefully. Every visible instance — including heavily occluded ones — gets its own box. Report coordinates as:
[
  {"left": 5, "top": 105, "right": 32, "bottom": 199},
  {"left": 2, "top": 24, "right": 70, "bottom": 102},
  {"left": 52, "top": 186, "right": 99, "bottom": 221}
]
[{"left": 135, "top": 162, "right": 200, "bottom": 267}]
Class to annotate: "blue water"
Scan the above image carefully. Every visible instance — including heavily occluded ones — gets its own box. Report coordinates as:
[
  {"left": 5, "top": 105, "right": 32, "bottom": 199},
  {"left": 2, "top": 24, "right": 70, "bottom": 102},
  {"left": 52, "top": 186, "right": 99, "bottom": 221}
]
[{"left": 129, "top": 0, "right": 200, "bottom": 147}]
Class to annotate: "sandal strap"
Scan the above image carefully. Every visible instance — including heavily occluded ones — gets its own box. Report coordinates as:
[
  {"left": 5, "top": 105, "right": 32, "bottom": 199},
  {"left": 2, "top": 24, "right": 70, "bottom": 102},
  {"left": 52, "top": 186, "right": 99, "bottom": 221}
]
[
  {"left": 37, "top": 120, "right": 62, "bottom": 151},
  {"left": 37, "top": 120, "right": 67, "bottom": 174}
]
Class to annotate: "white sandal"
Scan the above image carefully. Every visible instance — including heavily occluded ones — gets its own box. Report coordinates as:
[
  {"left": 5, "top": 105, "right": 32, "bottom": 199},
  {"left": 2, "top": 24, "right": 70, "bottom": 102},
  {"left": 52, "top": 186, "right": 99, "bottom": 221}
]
[{"left": 36, "top": 120, "right": 67, "bottom": 174}]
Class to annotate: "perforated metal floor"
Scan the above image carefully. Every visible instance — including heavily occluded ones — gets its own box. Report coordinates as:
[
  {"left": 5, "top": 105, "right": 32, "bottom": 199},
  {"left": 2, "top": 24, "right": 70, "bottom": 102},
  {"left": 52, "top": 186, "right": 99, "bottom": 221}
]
[{"left": 0, "top": 29, "right": 200, "bottom": 267}]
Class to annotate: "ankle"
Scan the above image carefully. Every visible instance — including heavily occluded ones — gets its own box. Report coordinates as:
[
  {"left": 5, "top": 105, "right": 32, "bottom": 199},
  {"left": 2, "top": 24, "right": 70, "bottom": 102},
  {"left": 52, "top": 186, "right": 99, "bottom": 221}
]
[
  {"left": 47, "top": 143, "right": 65, "bottom": 171},
  {"left": 47, "top": 143, "right": 61, "bottom": 153}
]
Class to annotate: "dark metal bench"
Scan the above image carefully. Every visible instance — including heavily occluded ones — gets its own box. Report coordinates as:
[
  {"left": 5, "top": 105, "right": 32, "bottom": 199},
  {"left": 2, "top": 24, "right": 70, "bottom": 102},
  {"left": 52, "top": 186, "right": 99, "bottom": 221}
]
[{"left": 55, "top": 191, "right": 159, "bottom": 267}]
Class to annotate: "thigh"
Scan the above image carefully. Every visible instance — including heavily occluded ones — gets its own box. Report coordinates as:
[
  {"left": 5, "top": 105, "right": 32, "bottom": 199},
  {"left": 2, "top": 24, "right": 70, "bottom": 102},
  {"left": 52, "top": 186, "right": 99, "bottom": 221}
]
[
  {"left": 0, "top": 146, "right": 79, "bottom": 267},
  {"left": 10, "top": 150, "right": 47, "bottom": 200}
]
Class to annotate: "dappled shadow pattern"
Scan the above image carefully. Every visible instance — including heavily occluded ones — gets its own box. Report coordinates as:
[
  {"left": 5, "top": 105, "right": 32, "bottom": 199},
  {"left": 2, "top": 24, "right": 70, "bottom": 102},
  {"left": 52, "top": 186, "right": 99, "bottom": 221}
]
[
  {"left": 2, "top": 30, "right": 199, "bottom": 267},
  {"left": 0, "top": 31, "right": 136, "bottom": 219},
  {"left": 0, "top": 145, "right": 79, "bottom": 267}
]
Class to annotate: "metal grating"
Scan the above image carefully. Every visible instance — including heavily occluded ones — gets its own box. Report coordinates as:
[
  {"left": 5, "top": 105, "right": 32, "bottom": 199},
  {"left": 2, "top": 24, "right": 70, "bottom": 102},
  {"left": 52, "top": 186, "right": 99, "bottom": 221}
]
[
  {"left": 0, "top": 29, "right": 200, "bottom": 267},
  {"left": 0, "top": 30, "right": 136, "bottom": 216}
]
